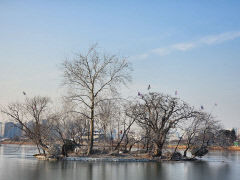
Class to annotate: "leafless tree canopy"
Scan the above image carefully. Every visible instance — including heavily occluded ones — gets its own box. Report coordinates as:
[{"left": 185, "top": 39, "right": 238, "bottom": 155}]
[
  {"left": 180, "top": 112, "right": 220, "bottom": 157},
  {"left": 1, "top": 96, "right": 52, "bottom": 154},
  {"left": 62, "top": 45, "right": 131, "bottom": 154},
  {"left": 126, "top": 92, "right": 196, "bottom": 156},
  {"left": 50, "top": 101, "right": 88, "bottom": 145}
]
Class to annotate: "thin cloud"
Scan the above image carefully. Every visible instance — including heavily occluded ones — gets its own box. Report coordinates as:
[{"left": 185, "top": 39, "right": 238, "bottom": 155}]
[
  {"left": 151, "top": 47, "right": 171, "bottom": 56},
  {"left": 133, "top": 31, "right": 240, "bottom": 59},
  {"left": 130, "top": 53, "right": 149, "bottom": 60},
  {"left": 171, "top": 42, "right": 196, "bottom": 51},
  {"left": 200, "top": 31, "right": 240, "bottom": 45}
]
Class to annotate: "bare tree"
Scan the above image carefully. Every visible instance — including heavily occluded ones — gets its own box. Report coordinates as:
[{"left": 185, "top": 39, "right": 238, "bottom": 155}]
[
  {"left": 127, "top": 92, "right": 195, "bottom": 157},
  {"left": 112, "top": 100, "right": 140, "bottom": 152},
  {"left": 215, "top": 129, "right": 237, "bottom": 148},
  {"left": 169, "top": 128, "right": 185, "bottom": 160},
  {"left": 1, "top": 96, "right": 52, "bottom": 154},
  {"left": 96, "top": 99, "right": 118, "bottom": 150},
  {"left": 182, "top": 115, "right": 202, "bottom": 157},
  {"left": 50, "top": 101, "right": 88, "bottom": 146},
  {"left": 114, "top": 114, "right": 136, "bottom": 151},
  {"left": 122, "top": 130, "right": 142, "bottom": 153},
  {"left": 62, "top": 45, "right": 131, "bottom": 155},
  {"left": 190, "top": 112, "right": 220, "bottom": 157}
]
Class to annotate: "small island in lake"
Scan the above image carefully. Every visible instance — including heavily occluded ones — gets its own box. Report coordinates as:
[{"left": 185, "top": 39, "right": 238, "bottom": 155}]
[{"left": 1, "top": 46, "right": 239, "bottom": 162}]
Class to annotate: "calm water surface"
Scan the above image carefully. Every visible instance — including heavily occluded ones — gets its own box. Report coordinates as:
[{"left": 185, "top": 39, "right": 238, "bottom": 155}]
[{"left": 0, "top": 144, "right": 240, "bottom": 180}]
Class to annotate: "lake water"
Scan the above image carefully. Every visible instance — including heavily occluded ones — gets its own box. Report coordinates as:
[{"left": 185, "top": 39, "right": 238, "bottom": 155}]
[{"left": 0, "top": 144, "right": 240, "bottom": 180}]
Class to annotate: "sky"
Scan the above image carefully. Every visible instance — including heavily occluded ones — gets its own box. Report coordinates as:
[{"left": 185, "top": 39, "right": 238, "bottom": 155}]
[{"left": 0, "top": 0, "right": 240, "bottom": 128}]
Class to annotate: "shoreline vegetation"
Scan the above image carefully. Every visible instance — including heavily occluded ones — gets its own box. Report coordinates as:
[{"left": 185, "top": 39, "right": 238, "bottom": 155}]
[{"left": 1, "top": 46, "right": 238, "bottom": 162}]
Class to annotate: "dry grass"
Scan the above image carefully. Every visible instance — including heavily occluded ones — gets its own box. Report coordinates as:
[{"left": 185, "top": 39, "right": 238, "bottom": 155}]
[{"left": 167, "top": 145, "right": 240, "bottom": 151}]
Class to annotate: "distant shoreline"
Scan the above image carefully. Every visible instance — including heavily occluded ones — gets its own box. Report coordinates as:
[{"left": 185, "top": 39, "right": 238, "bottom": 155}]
[
  {"left": 1, "top": 141, "right": 240, "bottom": 151},
  {"left": 0, "top": 140, "right": 34, "bottom": 145},
  {"left": 167, "top": 145, "right": 240, "bottom": 151}
]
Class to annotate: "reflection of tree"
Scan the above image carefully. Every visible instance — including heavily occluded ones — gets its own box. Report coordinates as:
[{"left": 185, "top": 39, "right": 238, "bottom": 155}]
[
  {"left": 185, "top": 161, "right": 231, "bottom": 180},
  {"left": 86, "top": 163, "right": 93, "bottom": 180},
  {"left": 20, "top": 160, "right": 47, "bottom": 180},
  {"left": 216, "top": 163, "right": 231, "bottom": 180},
  {"left": 144, "top": 163, "right": 167, "bottom": 180}
]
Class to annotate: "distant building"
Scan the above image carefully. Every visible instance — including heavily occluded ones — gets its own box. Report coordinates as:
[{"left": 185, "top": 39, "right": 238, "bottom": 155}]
[
  {"left": 232, "top": 128, "right": 240, "bottom": 138},
  {"left": 4, "top": 122, "right": 22, "bottom": 139},
  {"left": 0, "top": 122, "right": 4, "bottom": 137}
]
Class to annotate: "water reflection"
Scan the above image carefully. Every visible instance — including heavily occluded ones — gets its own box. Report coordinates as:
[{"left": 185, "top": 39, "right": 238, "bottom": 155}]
[{"left": 0, "top": 145, "right": 240, "bottom": 180}]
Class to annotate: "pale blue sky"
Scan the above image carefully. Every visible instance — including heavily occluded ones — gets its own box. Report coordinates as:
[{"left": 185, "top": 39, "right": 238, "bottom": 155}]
[{"left": 1, "top": 0, "right": 240, "bottom": 128}]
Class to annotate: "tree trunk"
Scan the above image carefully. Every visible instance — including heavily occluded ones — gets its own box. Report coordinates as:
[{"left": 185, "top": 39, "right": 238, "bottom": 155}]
[
  {"left": 87, "top": 117, "right": 94, "bottom": 155},
  {"left": 129, "top": 143, "right": 135, "bottom": 153},
  {"left": 114, "top": 130, "right": 126, "bottom": 151},
  {"left": 145, "top": 138, "right": 150, "bottom": 153},
  {"left": 153, "top": 142, "right": 163, "bottom": 157},
  {"left": 103, "top": 128, "right": 106, "bottom": 150},
  {"left": 36, "top": 144, "right": 41, "bottom": 154},
  {"left": 124, "top": 135, "right": 129, "bottom": 151},
  {"left": 87, "top": 97, "right": 95, "bottom": 155},
  {"left": 171, "top": 134, "right": 183, "bottom": 160},
  {"left": 183, "top": 147, "right": 189, "bottom": 157},
  {"left": 110, "top": 130, "right": 113, "bottom": 151},
  {"left": 114, "top": 119, "right": 135, "bottom": 151}
]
